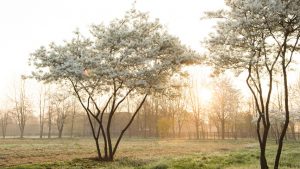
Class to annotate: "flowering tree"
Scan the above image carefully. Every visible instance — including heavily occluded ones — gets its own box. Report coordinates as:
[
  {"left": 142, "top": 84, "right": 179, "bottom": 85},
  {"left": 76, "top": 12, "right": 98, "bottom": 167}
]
[
  {"left": 30, "top": 9, "right": 198, "bottom": 161},
  {"left": 206, "top": 0, "right": 300, "bottom": 168}
]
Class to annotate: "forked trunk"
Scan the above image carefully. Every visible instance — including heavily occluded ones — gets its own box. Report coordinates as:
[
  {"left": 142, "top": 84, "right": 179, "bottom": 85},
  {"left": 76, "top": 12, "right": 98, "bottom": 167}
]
[{"left": 71, "top": 78, "right": 147, "bottom": 162}]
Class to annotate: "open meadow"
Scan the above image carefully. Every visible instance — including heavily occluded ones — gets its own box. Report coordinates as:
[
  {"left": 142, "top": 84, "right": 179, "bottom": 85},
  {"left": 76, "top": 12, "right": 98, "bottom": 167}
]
[{"left": 0, "top": 138, "right": 299, "bottom": 169}]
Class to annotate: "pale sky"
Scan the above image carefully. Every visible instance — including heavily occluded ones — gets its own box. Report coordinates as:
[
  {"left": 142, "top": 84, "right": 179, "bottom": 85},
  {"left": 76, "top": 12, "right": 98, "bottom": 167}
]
[
  {"left": 1, "top": 0, "right": 299, "bottom": 114},
  {"left": 0, "top": 0, "right": 225, "bottom": 102}
]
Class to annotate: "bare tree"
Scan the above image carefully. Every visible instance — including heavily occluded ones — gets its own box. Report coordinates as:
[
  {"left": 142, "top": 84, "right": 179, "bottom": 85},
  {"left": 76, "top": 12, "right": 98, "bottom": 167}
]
[
  {"left": 70, "top": 97, "right": 77, "bottom": 138},
  {"left": 12, "top": 77, "right": 31, "bottom": 138},
  {"left": 211, "top": 76, "right": 239, "bottom": 140},
  {"left": 47, "top": 101, "right": 53, "bottom": 139},
  {"left": 38, "top": 85, "right": 48, "bottom": 138},
  {"left": 172, "top": 80, "right": 189, "bottom": 138},
  {"left": 53, "top": 92, "right": 71, "bottom": 139},
  {"left": 175, "top": 99, "right": 188, "bottom": 138},
  {"left": 188, "top": 79, "right": 206, "bottom": 140},
  {"left": 0, "top": 110, "right": 9, "bottom": 138}
]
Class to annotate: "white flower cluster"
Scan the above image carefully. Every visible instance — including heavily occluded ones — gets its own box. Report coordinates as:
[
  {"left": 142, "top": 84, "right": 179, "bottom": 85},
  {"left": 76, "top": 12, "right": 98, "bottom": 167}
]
[{"left": 30, "top": 9, "right": 200, "bottom": 96}]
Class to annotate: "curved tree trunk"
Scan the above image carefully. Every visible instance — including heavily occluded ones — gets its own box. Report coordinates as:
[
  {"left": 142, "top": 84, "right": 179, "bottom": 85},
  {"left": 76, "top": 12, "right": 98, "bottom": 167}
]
[{"left": 274, "top": 55, "right": 290, "bottom": 169}]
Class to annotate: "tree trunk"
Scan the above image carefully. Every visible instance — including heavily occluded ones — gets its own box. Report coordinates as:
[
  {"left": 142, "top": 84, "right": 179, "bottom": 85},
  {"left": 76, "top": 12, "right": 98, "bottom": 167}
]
[
  {"left": 48, "top": 107, "right": 52, "bottom": 139},
  {"left": 178, "top": 126, "right": 182, "bottom": 138},
  {"left": 172, "top": 112, "right": 175, "bottom": 138},
  {"left": 58, "top": 126, "right": 63, "bottom": 138},
  {"left": 1, "top": 114, "right": 8, "bottom": 139},
  {"left": 178, "top": 119, "right": 183, "bottom": 138},
  {"left": 155, "top": 106, "right": 159, "bottom": 138},
  {"left": 275, "top": 125, "right": 280, "bottom": 144},
  {"left": 201, "top": 123, "right": 205, "bottom": 139},
  {"left": 195, "top": 120, "right": 199, "bottom": 139},
  {"left": 48, "top": 119, "right": 52, "bottom": 138},
  {"left": 1, "top": 124, "right": 7, "bottom": 138},
  {"left": 71, "top": 79, "right": 148, "bottom": 162},
  {"left": 234, "top": 115, "right": 237, "bottom": 140},
  {"left": 144, "top": 108, "right": 147, "bottom": 138},
  {"left": 149, "top": 109, "right": 153, "bottom": 137},
  {"left": 20, "top": 126, "right": 25, "bottom": 138},
  {"left": 137, "top": 112, "right": 141, "bottom": 136},
  {"left": 216, "top": 125, "right": 220, "bottom": 139},
  {"left": 111, "top": 94, "right": 148, "bottom": 160},
  {"left": 2, "top": 129, "right": 6, "bottom": 138},
  {"left": 257, "top": 116, "right": 270, "bottom": 169},
  {"left": 39, "top": 124, "right": 44, "bottom": 139},
  {"left": 95, "top": 139, "right": 102, "bottom": 160},
  {"left": 260, "top": 147, "right": 268, "bottom": 169},
  {"left": 39, "top": 92, "right": 45, "bottom": 139},
  {"left": 290, "top": 123, "right": 296, "bottom": 141},
  {"left": 70, "top": 114, "right": 75, "bottom": 138},
  {"left": 259, "top": 131, "right": 269, "bottom": 169},
  {"left": 221, "top": 120, "right": 225, "bottom": 140},
  {"left": 274, "top": 57, "right": 290, "bottom": 169}
]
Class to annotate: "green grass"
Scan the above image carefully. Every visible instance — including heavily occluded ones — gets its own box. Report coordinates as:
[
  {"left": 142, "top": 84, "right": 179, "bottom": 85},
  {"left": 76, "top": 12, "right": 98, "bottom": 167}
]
[{"left": 0, "top": 138, "right": 299, "bottom": 169}]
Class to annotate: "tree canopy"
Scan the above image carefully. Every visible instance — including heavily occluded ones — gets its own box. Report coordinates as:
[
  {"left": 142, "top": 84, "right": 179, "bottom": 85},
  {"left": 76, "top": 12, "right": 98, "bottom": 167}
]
[{"left": 30, "top": 9, "right": 199, "bottom": 161}]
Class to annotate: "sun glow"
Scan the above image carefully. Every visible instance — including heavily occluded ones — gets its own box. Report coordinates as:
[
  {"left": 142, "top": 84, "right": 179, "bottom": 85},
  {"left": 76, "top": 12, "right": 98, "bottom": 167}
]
[
  {"left": 184, "top": 65, "right": 213, "bottom": 106},
  {"left": 197, "top": 87, "right": 212, "bottom": 105}
]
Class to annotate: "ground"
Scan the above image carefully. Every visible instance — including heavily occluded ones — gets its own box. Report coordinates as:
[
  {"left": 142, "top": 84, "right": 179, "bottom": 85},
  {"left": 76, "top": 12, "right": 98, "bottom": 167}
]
[{"left": 0, "top": 138, "right": 299, "bottom": 169}]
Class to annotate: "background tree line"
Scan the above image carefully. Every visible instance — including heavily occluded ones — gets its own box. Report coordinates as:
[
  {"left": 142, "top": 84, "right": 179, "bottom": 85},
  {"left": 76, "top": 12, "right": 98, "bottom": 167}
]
[{"left": 1, "top": 74, "right": 300, "bottom": 140}]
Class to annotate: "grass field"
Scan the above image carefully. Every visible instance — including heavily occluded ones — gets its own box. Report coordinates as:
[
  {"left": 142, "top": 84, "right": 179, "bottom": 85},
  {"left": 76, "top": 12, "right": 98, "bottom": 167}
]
[{"left": 0, "top": 138, "right": 299, "bottom": 169}]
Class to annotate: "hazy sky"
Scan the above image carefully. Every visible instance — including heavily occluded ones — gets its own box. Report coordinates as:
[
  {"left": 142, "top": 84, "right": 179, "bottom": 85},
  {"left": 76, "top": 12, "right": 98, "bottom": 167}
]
[{"left": 0, "top": 0, "right": 225, "bottom": 101}]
